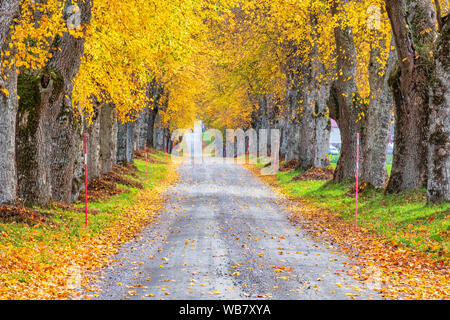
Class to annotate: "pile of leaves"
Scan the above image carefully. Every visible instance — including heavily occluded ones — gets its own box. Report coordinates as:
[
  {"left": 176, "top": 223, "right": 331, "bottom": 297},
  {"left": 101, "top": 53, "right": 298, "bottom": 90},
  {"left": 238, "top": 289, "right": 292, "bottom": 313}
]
[
  {"left": 279, "top": 160, "right": 300, "bottom": 172},
  {"left": 52, "top": 203, "right": 100, "bottom": 216},
  {"left": 292, "top": 167, "right": 334, "bottom": 181},
  {"left": 112, "top": 163, "right": 140, "bottom": 178},
  {"left": 0, "top": 202, "right": 49, "bottom": 225},
  {"left": 82, "top": 164, "right": 143, "bottom": 202}
]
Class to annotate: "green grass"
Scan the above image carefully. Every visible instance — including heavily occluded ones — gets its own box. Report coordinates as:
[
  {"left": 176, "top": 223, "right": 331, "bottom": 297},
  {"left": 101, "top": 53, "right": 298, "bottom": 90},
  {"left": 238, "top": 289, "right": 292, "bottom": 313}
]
[
  {"left": 330, "top": 162, "right": 391, "bottom": 175},
  {"left": 329, "top": 153, "right": 392, "bottom": 175},
  {"left": 0, "top": 150, "right": 169, "bottom": 251},
  {"left": 0, "top": 149, "right": 173, "bottom": 298},
  {"left": 274, "top": 169, "right": 450, "bottom": 260}
]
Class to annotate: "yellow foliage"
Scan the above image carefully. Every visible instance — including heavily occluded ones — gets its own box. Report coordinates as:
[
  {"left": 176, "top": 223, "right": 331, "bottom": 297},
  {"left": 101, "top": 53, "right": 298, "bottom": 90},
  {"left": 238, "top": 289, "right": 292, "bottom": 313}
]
[{"left": 3, "top": 0, "right": 395, "bottom": 130}]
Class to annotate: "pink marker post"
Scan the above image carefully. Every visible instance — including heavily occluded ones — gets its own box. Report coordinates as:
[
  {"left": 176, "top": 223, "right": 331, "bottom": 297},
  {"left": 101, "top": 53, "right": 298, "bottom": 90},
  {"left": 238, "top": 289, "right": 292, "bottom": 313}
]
[
  {"left": 84, "top": 130, "right": 88, "bottom": 228},
  {"left": 354, "top": 133, "right": 360, "bottom": 232}
]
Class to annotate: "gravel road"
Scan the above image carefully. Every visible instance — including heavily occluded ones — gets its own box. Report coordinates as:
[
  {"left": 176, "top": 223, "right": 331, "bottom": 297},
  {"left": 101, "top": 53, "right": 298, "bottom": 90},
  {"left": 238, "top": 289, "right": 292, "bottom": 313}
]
[{"left": 88, "top": 158, "right": 379, "bottom": 300}]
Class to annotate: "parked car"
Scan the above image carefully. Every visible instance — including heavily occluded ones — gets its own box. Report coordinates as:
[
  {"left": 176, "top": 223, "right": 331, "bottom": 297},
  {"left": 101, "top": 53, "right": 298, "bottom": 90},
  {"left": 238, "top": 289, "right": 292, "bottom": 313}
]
[
  {"left": 329, "top": 145, "right": 339, "bottom": 155},
  {"left": 387, "top": 142, "right": 394, "bottom": 154}
]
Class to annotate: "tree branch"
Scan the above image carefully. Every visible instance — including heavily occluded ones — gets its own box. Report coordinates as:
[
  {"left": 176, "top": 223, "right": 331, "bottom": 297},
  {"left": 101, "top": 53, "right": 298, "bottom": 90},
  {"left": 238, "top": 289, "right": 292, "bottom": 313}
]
[{"left": 435, "top": 0, "right": 443, "bottom": 31}]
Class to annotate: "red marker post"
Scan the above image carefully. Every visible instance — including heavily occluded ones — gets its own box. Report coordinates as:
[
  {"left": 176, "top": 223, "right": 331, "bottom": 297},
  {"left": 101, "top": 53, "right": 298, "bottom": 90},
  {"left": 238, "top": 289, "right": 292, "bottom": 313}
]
[
  {"left": 84, "top": 130, "right": 88, "bottom": 228},
  {"left": 354, "top": 133, "right": 360, "bottom": 232}
]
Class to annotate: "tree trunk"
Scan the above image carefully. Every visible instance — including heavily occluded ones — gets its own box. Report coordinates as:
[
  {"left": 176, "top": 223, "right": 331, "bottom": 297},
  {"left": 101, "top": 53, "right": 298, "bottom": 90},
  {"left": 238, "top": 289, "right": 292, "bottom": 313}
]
[
  {"left": 99, "top": 103, "right": 117, "bottom": 174},
  {"left": 279, "top": 46, "right": 301, "bottom": 162},
  {"left": 361, "top": 38, "right": 397, "bottom": 189},
  {"left": 153, "top": 118, "right": 164, "bottom": 151},
  {"left": 385, "top": 0, "right": 436, "bottom": 193},
  {"left": 0, "top": 0, "right": 20, "bottom": 204},
  {"left": 146, "top": 81, "right": 162, "bottom": 149},
  {"left": 135, "top": 110, "right": 148, "bottom": 150},
  {"left": 279, "top": 38, "right": 330, "bottom": 168},
  {"left": 125, "top": 121, "right": 134, "bottom": 163},
  {"left": 116, "top": 116, "right": 135, "bottom": 166},
  {"left": 329, "top": 5, "right": 364, "bottom": 182},
  {"left": 152, "top": 87, "right": 172, "bottom": 153},
  {"left": 282, "top": 88, "right": 301, "bottom": 162},
  {"left": 298, "top": 66, "right": 317, "bottom": 170},
  {"left": 147, "top": 106, "right": 158, "bottom": 149},
  {"left": 87, "top": 106, "right": 101, "bottom": 181},
  {"left": 298, "top": 56, "right": 331, "bottom": 170},
  {"left": 428, "top": 16, "right": 450, "bottom": 202},
  {"left": 16, "top": 72, "right": 53, "bottom": 205},
  {"left": 116, "top": 120, "right": 127, "bottom": 165},
  {"left": 313, "top": 73, "right": 331, "bottom": 169},
  {"left": 72, "top": 122, "right": 84, "bottom": 203},
  {"left": 16, "top": 0, "right": 92, "bottom": 205}
]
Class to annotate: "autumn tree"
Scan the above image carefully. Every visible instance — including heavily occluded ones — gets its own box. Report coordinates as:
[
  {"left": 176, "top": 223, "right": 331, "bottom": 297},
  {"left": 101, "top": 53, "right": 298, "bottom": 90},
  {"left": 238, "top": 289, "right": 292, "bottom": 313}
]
[
  {"left": 385, "top": 0, "right": 449, "bottom": 202},
  {"left": 427, "top": 3, "right": 449, "bottom": 202},
  {"left": 15, "top": 0, "right": 92, "bottom": 205},
  {"left": 0, "top": 0, "right": 20, "bottom": 204}
]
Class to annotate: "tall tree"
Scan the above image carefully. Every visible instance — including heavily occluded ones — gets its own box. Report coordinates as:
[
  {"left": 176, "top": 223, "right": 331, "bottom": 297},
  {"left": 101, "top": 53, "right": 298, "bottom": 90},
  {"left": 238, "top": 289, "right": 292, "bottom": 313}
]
[
  {"left": 361, "top": 38, "right": 397, "bottom": 189},
  {"left": 428, "top": 13, "right": 449, "bottom": 202},
  {"left": 146, "top": 80, "right": 162, "bottom": 149},
  {"left": 0, "top": 0, "right": 20, "bottom": 204},
  {"left": 384, "top": 0, "right": 437, "bottom": 193},
  {"left": 99, "top": 103, "right": 117, "bottom": 174},
  {"left": 16, "top": 0, "right": 93, "bottom": 204},
  {"left": 329, "top": 1, "right": 364, "bottom": 182}
]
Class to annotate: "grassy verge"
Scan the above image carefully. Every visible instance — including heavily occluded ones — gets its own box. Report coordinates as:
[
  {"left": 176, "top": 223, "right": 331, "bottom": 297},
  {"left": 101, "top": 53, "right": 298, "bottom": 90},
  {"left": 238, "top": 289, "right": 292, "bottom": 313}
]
[
  {"left": 0, "top": 149, "right": 176, "bottom": 299},
  {"left": 274, "top": 167, "right": 449, "bottom": 261},
  {"left": 250, "top": 161, "right": 449, "bottom": 299},
  {"left": 329, "top": 154, "right": 392, "bottom": 175}
]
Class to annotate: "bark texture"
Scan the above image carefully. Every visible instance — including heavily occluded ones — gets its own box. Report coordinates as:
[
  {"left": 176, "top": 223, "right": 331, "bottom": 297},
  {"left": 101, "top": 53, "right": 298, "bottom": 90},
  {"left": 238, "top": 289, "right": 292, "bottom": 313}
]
[
  {"left": 385, "top": 0, "right": 436, "bottom": 193},
  {"left": 135, "top": 110, "right": 148, "bottom": 150},
  {"left": 125, "top": 121, "right": 134, "bottom": 163},
  {"left": 99, "top": 103, "right": 117, "bottom": 174},
  {"left": 0, "top": 0, "right": 20, "bottom": 204},
  {"left": 87, "top": 107, "right": 101, "bottom": 181},
  {"left": 279, "top": 48, "right": 301, "bottom": 162},
  {"left": 146, "top": 107, "right": 158, "bottom": 149},
  {"left": 428, "top": 16, "right": 450, "bottom": 202},
  {"left": 280, "top": 88, "right": 301, "bottom": 162},
  {"left": 298, "top": 57, "right": 331, "bottom": 170},
  {"left": 251, "top": 94, "right": 276, "bottom": 158},
  {"left": 146, "top": 81, "right": 163, "bottom": 149},
  {"left": 116, "top": 120, "right": 127, "bottom": 165},
  {"left": 115, "top": 118, "right": 135, "bottom": 165},
  {"left": 72, "top": 122, "right": 84, "bottom": 203},
  {"left": 329, "top": 9, "right": 364, "bottom": 182},
  {"left": 313, "top": 77, "right": 331, "bottom": 169},
  {"left": 361, "top": 39, "right": 397, "bottom": 189}
]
